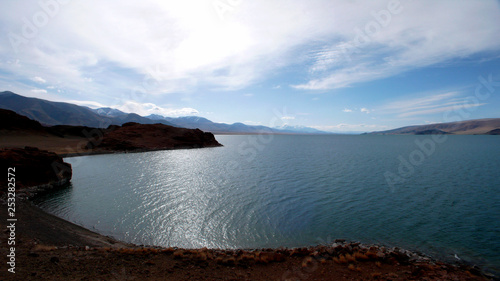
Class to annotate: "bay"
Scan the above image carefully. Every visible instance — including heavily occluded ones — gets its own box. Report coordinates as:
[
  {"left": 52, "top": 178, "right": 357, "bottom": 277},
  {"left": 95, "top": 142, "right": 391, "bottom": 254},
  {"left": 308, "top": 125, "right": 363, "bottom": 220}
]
[{"left": 34, "top": 135, "right": 500, "bottom": 273}]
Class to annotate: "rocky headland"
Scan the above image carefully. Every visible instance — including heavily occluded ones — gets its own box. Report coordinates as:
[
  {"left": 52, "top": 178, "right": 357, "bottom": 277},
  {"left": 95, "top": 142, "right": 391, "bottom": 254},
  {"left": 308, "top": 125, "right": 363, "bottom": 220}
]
[
  {"left": 0, "top": 147, "right": 72, "bottom": 196},
  {"left": 87, "top": 122, "right": 222, "bottom": 154},
  {"left": 0, "top": 109, "right": 222, "bottom": 156}
]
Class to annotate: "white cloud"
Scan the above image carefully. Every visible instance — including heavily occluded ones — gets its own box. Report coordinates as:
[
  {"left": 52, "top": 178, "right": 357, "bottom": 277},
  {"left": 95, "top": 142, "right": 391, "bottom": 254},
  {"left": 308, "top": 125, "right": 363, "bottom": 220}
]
[
  {"left": 361, "top": 108, "right": 371, "bottom": 114},
  {"left": 398, "top": 103, "right": 485, "bottom": 118},
  {"left": 243, "top": 120, "right": 261, "bottom": 126},
  {"left": 281, "top": 116, "right": 295, "bottom": 120},
  {"left": 291, "top": 1, "right": 500, "bottom": 90},
  {"left": 381, "top": 92, "right": 458, "bottom": 112},
  {"left": 65, "top": 100, "right": 108, "bottom": 109},
  {"left": 343, "top": 108, "right": 353, "bottom": 112},
  {"left": 32, "top": 76, "right": 46, "bottom": 83},
  {"left": 312, "top": 123, "right": 388, "bottom": 132},
  {"left": 0, "top": 0, "right": 499, "bottom": 97},
  {"left": 293, "top": 64, "right": 389, "bottom": 90},
  {"left": 378, "top": 91, "right": 486, "bottom": 118},
  {"left": 43, "top": 97, "right": 200, "bottom": 117},
  {"left": 31, "top": 89, "right": 47, "bottom": 94},
  {"left": 164, "top": 107, "right": 199, "bottom": 117},
  {"left": 115, "top": 101, "right": 199, "bottom": 117}
]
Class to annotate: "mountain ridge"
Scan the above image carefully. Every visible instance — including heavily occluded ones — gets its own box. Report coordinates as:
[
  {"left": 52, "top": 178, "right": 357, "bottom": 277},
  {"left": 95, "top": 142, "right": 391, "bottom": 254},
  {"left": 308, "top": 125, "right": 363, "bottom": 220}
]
[
  {"left": 2, "top": 91, "right": 498, "bottom": 135},
  {"left": 0, "top": 91, "right": 176, "bottom": 127},
  {"left": 0, "top": 91, "right": 329, "bottom": 134}
]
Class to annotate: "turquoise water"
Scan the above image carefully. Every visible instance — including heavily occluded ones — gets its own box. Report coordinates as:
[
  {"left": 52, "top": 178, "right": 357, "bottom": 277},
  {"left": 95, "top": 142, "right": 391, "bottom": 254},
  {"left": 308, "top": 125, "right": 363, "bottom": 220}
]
[{"left": 34, "top": 135, "right": 500, "bottom": 273}]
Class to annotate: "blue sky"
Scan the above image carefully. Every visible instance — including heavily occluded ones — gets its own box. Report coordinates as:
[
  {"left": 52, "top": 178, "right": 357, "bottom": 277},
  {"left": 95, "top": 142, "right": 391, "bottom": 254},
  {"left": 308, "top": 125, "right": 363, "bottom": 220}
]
[{"left": 1, "top": 0, "right": 500, "bottom": 132}]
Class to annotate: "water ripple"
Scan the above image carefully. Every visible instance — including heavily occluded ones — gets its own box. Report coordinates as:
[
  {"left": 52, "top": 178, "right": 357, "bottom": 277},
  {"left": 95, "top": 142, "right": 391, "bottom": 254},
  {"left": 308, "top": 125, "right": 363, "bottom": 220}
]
[{"left": 34, "top": 135, "right": 500, "bottom": 273}]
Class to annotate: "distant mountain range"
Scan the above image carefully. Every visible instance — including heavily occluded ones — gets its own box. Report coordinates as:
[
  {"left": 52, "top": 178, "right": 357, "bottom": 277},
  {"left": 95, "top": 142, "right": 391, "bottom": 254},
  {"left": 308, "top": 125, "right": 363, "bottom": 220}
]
[
  {"left": 0, "top": 91, "right": 172, "bottom": 128},
  {"left": 369, "top": 119, "right": 500, "bottom": 135},
  {"left": 0, "top": 91, "right": 330, "bottom": 134},
  {"left": 274, "top": 125, "right": 327, "bottom": 134},
  {"left": 3, "top": 91, "right": 498, "bottom": 135}
]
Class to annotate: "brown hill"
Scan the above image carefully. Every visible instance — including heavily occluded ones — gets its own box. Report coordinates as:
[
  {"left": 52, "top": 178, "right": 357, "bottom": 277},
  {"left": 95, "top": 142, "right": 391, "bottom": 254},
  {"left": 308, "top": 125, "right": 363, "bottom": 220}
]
[
  {"left": 0, "top": 147, "right": 72, "bottom": 192},
  {"left": 0, "top": 110, "right": 222, "bottom": 155},
  {"left": 486, "top": 128, "right": 500, "bottom": 135},
  {"left": 0, "top": 108, "right": 45, "bottom": 132},
  {"left": 370, "top": 118, "right": 500, "bottom": 135},
  {"left": 92, "top": 122, "right": 222, "bottom": 152}
]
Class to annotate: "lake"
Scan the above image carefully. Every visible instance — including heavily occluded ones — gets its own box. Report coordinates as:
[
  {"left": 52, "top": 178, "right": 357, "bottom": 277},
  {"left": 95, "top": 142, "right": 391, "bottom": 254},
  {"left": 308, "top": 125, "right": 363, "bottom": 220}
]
[{"left": 33, "top": 134, "right": 500, "bottom": 273}]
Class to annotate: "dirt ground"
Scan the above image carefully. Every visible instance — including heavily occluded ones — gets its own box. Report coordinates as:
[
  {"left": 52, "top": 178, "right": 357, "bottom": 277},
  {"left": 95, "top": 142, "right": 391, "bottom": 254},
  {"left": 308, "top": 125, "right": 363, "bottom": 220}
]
[{"left": 0, "top": 133, "right": 89, "bottom": 156}]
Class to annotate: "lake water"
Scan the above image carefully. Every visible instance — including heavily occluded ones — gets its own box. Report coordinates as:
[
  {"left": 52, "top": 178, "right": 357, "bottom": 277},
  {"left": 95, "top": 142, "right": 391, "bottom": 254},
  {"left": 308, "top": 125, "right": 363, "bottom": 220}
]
[{"left": 34, "top": 135, "right": 500, "bottom": 273}]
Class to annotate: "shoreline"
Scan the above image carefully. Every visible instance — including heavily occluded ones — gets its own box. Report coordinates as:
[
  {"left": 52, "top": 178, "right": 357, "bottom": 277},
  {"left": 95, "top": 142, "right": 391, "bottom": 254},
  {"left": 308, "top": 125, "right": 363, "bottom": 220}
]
[{"left": 1, "top": 194, "right": 495, "bottom": 280}]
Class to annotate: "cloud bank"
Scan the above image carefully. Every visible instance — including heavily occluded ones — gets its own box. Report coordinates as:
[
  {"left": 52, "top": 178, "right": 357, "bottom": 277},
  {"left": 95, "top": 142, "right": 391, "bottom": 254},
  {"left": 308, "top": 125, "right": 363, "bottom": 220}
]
[{"left": 1, "top": 0, "right": 499, "bottom": 100}]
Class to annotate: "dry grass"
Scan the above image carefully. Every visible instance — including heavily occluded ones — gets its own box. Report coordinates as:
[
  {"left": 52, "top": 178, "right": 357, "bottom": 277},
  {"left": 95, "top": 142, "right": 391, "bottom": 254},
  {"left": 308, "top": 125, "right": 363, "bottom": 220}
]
[{"left": 0, "top": 133, "right": 89, "bottom": 155}]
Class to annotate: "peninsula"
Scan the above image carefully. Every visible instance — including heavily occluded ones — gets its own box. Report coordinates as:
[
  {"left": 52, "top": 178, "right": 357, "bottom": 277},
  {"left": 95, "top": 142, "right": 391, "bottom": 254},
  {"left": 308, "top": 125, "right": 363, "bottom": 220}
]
[{"left": 0, "top": 109, "right": 222, "bottom": 156}]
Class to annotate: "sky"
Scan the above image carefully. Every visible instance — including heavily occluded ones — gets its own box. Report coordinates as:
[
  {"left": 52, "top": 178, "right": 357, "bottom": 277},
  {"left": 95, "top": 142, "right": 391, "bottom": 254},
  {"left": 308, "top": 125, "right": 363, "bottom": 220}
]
[{"left": 1, "top": 0, "right": 500, "bottom": 132}]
